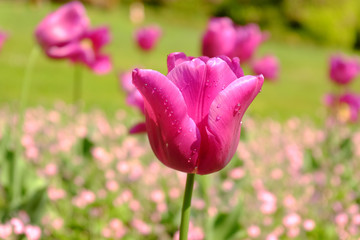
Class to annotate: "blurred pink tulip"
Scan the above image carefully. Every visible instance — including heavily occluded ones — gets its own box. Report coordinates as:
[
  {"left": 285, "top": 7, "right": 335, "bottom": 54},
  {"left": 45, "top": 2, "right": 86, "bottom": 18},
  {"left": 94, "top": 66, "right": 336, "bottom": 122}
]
[
  {"left": 0, "top": 31, "right": 7, "bottom": 51},
  {"left": 119, "top": 71, "right": 146, "bottom": 134},
  {"left": 132, "top": 52, "right": 263, "bottom": 174},
  {"left": 339, "top": 93, "right": 360, "bottom": 122},
  {"left": 324, "top": 92, "right": 360, "bottom": 123},
  {"left": 252, "top": 55, "right": 279, "bottom": 81},
  {"left": 134, "top": 25, "right": 162, "bottom": 51},
  {"left": 202, "top": 17, "right": 236, "bottom": 58},
  {"left": 329, "top": 54, "right": 359, "bottom": 85},
  {"left": 231, "top": 23, "right": 268, "bottom": 63},
  {"left": 35, "top": 1, "right": 112, "bottom": 74}
]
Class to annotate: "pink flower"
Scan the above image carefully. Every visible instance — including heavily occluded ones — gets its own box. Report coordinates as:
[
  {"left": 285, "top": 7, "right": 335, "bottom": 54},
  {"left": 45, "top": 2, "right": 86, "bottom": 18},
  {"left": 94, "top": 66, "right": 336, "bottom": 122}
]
[
  {"left": 24, "top": 225, "right": 41, "bottom": 240},
  {"left": 0, "top": 224, "right": 12, "bottom": 239},
  {"left": 132, "top": 52, "right": 263, "bottom": 174},
  {"left": 0, "top": 31, "right": 7, "bottom": 52},
  {"left": 247, "top": 225, "right": 261, "bottom": 238},
  {"left": 325, "top": 92, "right": 360, "bottom": 123},
  {"left": 119, "top": 71, "right": 146, "bottom": 134},
  {"left": 35, "top": 1, "right": 112, "bottom": 74},
  {"left": 329, "top": 54, "right": 359, "bottom": 85},
  {"left": 202, "top": 17, "right": 236, "bottom": 58},
  {"left": 303, "top": 219, "right": 315, "bottom": 231},
  {"left": 134, "top": 25, "right": 162, "bottom": 51},
  {"left": 251, "top": 55, "right": 279, "bottom": 81},
  {"left": 231, "top": 24, "right": 268, "bottom": 63}
]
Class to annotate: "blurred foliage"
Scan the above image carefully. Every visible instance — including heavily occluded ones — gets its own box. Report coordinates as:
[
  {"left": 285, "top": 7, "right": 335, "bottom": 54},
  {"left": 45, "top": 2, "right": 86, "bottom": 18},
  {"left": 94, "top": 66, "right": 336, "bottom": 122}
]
[
  {"left": 26, "top": 0, "right": 360, "bottom": 48},
  {"left": 214, "top": 0, "right": 360, "bottom": 49}
]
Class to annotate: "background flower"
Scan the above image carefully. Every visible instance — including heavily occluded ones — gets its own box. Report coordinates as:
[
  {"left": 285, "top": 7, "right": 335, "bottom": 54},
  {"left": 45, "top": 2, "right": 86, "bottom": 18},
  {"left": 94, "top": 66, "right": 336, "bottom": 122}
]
[{"left": 35, "top": 1, "right": 112, "bottom": 74}]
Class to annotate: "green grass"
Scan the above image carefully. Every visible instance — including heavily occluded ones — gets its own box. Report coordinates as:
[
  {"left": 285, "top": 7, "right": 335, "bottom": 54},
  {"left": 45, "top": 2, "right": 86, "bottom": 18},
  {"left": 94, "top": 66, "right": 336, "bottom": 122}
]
[{"left": 0, "top": 1, "right": 359, "bottom": 121}]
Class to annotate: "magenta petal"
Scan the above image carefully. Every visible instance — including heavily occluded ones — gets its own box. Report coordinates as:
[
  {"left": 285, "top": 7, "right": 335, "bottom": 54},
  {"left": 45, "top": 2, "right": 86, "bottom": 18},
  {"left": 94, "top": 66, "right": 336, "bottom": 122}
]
[
  {"left": 127, "top": 91, "right": 144, "bottom": 113},
  {"left": 46, "top": 41, "right": 82, "bottom": 59},
  {"left": 87, "top": 55, "right": 112, "bottom": 75},
  {"left": 129, "top": 122, "right": 147, "bottom": 134},
  {"left": 217, "top": 56, "right": 244, "bottom": 78},
  {"left": 167, "top": 58, "right": 238, "bottom": 124},
  {"left": 86, "top": 26, "right": 111, "bottom": 51},
  {"left": 167, "top": 52, "right": 190, "bottom": 72},
  {"left": 132, "top": 69, "right": 201, "bottom": 173},
  {"left": 197, "top": 75, "right": 264, "bottom": 174},
  {"left": 35, "top": 1, "right": 89, "bottom": 48}
]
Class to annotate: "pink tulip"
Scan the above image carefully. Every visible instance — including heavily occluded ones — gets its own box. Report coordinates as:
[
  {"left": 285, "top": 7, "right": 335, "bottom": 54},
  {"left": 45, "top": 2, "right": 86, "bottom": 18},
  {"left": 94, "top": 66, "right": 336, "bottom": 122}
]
[
  {"left": 202, "top": 17, "right": 236, "bottom": 58},
  {"left": 0, "top": 31, "right": 7, "bottom": 51},
  {"left": 324, "top": 92, "right": 360, "bottom": 123},
  {"left": 231, "top": 23, "right": 268, "bottom": 63},
  {"left": 329, "top": 54, "right": 359, "bottom": 85},
  {"left": 35, "top": 1, "right": 112, "bottom": 74},
  {"left": 119, "top": 71, "right": 146, "bottom": 134},
  {"left": 339, "top": 93, "right": 360, "bottom": 122},
  {"left": 134, "top": 25, "right": 162, "bottom": 51},
  {"left": 252, "top": 55, "right": 279, "bottom": 81},
  {"left": 132, "top": 52, "right": 263, "bottom": 174}
]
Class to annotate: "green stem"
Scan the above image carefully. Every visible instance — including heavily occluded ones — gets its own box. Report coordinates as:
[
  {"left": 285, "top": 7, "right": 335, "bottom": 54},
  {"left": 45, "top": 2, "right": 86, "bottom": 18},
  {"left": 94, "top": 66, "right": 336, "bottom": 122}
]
[
  {"left": 73, "top": 64, "right": 83, "bottom": 105},
  {"left": 19, "top": 46, "right": 39, "bottom": 118},
  {"left": 12, "top": 46, "right": 39, "bottom": 207},
  {"left": 179, "top": 173, "right": 195, "bottom": 240}
]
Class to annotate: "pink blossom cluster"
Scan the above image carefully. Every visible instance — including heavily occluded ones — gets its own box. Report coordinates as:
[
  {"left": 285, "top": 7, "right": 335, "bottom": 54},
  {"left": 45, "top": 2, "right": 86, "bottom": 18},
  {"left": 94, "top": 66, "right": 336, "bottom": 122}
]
[
  {"left": 1, "top": 105, "right": 360, "bottom": 238},
  {"left": 0, "top": 217, "right": 41, "bottom": 240}
]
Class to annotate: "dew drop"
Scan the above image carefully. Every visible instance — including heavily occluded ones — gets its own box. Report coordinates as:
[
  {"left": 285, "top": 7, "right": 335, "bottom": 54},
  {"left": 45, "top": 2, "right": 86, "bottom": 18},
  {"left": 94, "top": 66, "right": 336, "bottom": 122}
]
[
  {"left": 233, "top": 103, "right": 241, "bottom": 116},
  {"left": 177, "top": 127, "right": 182, "bottom": 133},
  {"left": 221, "top": 85, "right": 226, "bottom": 90},
  {"left": 165, "top": 143, "right": 169, "bottom": 148},
  {"left": 217, "top": 104, "right": 221, "bottom": 109},
  {"left": 215, "top": 115, "right": 221, "bottom": 121}
]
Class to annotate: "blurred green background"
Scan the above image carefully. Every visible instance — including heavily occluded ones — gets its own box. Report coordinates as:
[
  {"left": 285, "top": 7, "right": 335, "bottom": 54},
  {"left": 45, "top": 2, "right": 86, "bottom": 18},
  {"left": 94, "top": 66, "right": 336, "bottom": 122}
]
[{"left": 1, "top": 0, "right": 360, "bottom": 122}]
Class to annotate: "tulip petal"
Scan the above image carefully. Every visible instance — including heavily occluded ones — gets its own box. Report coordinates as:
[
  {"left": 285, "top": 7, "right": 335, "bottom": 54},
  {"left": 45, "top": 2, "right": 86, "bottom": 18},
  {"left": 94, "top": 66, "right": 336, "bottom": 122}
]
[
  {"left": 86, "top": 26, "right": 111, "bottom": 52},
  {"left": 88, "top": 55, "right": 112, "bottom": 75},
  {"left": 129, "top": 122, "right": 147, "bottom": 134},
  {"left": 35, "top": 1, "right": 89, "bottom": 48},
  {"left": 167, "top": 58, "right": 238, "bottom": 125},
  {"left": 197, "top": 75, "right": 264, "bottom": 174},
  {"left": 167, "top": 52, "right": 189, "bottom": 72},
  {"left": 132, "top": 69, "right": 201, "bottom": 173},
  {"left": 46, "top": 42, "right": 82, "bottom": 59}
]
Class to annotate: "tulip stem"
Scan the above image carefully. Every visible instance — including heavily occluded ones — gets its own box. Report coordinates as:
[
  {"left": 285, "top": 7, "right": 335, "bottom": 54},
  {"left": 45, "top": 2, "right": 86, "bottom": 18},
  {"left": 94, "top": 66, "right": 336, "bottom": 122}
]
[
  {"left": 73, "top": 64, "right": 83, "bottom": 106},
  {"left": 179, "top": 173, "right": 195, "bottom": 240},
  {"left": 12, "top": 46, "right": 39, "bottom": 207}
]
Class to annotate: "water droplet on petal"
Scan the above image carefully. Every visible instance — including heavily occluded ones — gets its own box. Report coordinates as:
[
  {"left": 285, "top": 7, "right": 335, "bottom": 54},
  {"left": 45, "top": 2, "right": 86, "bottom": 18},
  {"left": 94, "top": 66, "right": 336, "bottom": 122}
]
[
  {"left": 233, "top": 103, "right": 241, "bottom": 116},
  {"left": 221, "top": 85, "right": 226, "bottom": 90},
  {"left": 215, "top": 115, "right": 221, "bottom": 121},
  {"left": 177, "top": 127, "right": 182, "bottom": 133},
  {"left": 217, "top": 104, "right": 221, "bottom": 109},
  {"left": 165, "top": 143, "right": 169, "bottom": 148}
]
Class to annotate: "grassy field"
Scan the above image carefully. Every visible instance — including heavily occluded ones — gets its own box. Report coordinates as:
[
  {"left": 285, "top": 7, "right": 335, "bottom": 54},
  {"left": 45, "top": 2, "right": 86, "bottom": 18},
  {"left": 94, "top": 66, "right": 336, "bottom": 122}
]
[{"left": 0, "top": 1, "right": 359, "bottom": 122}]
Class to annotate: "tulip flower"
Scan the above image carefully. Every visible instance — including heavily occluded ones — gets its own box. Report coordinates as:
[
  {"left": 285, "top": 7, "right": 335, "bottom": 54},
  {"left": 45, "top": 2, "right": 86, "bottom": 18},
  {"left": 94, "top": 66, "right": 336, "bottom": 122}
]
[
  {"left": 202, "top": 17, "right": 236, "bottom": 58},
  {"left": 329, "top": 54, "right": 359, "bottom": 85},
  {"left": 0, "top": 31, "right": 7, "bottom": 52},
  {"left": 324, "top": 92, "right": 360, "bottom": 123},
  {"left": 132, "top": 52, "right": 263, "bottom": 175},
  {"left": 35, "top": 1, "right": 112, "bottom": 74},
  {"left": 134, "top": 25, "right": 162, "bottom": 52},
  {"left": 338, "top": 93, "right": 360, "bottom": 122},
  {"left": 251, "top": 55, "right": 279, "bottom": 81},
  {"left": 231, "top": 23, "right": 268, "bottom": 63},
  {"left": 119, "top": 71, "right": 146, "bottom": 134}
]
